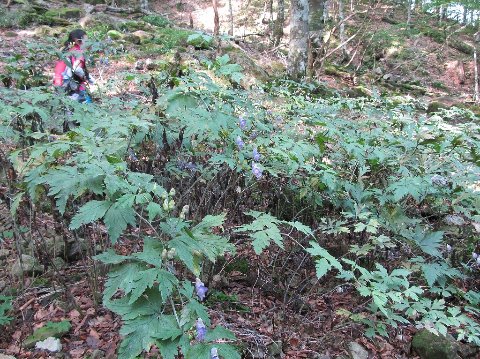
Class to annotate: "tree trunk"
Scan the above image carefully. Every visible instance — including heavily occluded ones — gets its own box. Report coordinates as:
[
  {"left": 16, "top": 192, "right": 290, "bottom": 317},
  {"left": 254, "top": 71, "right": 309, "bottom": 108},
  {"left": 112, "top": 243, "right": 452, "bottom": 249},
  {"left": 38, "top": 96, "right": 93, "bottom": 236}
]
[
  {"left": 323, "top": 0, "right": 329, "bottom": 22},
  {"left": 228, "top": 0, "right": 234, "bottom": 35},
  {"left": 274, "top": 0, "right": 285, "bottom": 46},
  {"left": 288, "top": 0, "right": 309, "bottom": 80},
  {"left": 213, "top": 0, "right": 219, "bottom": 35},
  {"left": 308, "top": 0, "right": 325, "bottom": 76},
  {"left": 339, "top": 0, "right": 346, "bottom": 56},
  {"left": 407, "top": 0, "right": 412, "bottom": 25},
  {"left": 474, "top": 46, "right": 479, "bottom": 103},
  {"left": 139, "top": 0, "right": 148, "bottom": 11},
  {"left": 462, "top": 6, "right": 468, "bottom": 25}
]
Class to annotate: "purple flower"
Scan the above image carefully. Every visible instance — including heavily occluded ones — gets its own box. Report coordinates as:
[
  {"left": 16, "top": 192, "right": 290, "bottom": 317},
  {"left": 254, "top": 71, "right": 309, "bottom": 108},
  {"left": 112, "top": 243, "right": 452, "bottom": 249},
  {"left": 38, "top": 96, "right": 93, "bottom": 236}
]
[
  {"left": 473, "top": 252, "right": 478, "bottom": 260},
  {"left": 211, "top": 347, "right": 219, "bottom": 359},
  {"left": 252, "top": 162, "right": 263, "bottom": 179},
  {"left": 253, "top": 147, "right": 261, "bottom": 161},
  {"left": 235, "top": 136, "right": 245, "bottom": 150},
  {"left": 195, "top": 278, "right": 208, "bottom": 301},
  {"left": 476, "top": 256, "right": 480, "bottom": 265},
  {"left": 446, "top": 244, "right": 452, "bottom": 252},
  {"left": 238, "top": 116, "right": 247, "bottom": 130},
  {"left": 196, "top": 318, "right": 207, "bottom": 341}
]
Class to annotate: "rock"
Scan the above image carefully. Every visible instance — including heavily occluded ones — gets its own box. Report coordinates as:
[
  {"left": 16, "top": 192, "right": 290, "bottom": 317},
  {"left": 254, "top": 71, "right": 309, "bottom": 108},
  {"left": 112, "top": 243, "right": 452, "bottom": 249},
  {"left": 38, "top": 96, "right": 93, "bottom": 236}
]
[
  {"left": 145, "top": 58, "right": 157, "bottom": 70},
  {"left": 33, "top": 25, "right": 65, "bottom": 38},
  {"left": 107, "top": 30, "right": 124, "bottom": 40},
  {"left": 267, "top": 341, "right": 283, "bottom": 357},
  {"left": 348, "top": 342, "right": 369, "bottom": 359},
  {"left": 4, "top": 31, "right": 17, "bottom": 38},
  {"left": 44, "top": 8, "right": 82, "bottom": 20},
  {"left": 0, "top": 280, "right": 6, "bottom": 292},
  {"left": 24, "top": 320, "right": 71, "bottom": 348},
  {"left": 134, "top": 60, "right": 145, "bottom": 70},
  {"left": 91, "top": 349, "right": 105, "bottom": 359},
  {"left": 124, "top": 34, "right": 141, "bottom": 45},
  {"left": 35, "top": 337, "right": 62, "bottom": 352},
  {"left": 0, "top": 354, "right": 17, "bottom": 359},
  {"left": 11, "top": 254, "right": 43, "bottom": 277},
  {"left": 46, "top": 236, "right": 66, "bottom": 258},
  {"left": 0, "top": 248, "right": 9, "bottom": 259},
  {"left": 66, "top": 237, "right": 88, "bottom": 260},
  {"left": 373, "top": 67, "right": 383, "bottom": 76},
  {"left": 412, "top": 329, "right": 460, "bottom": 359},
  {"left": 51, "top": 257, "right": 66, "bottom": 270},
  {"left": 345, "top": 86, "right": 372, "bottom": 98},
  {"left": 131, "top": 30, "right": 154, "bottom": 43}
]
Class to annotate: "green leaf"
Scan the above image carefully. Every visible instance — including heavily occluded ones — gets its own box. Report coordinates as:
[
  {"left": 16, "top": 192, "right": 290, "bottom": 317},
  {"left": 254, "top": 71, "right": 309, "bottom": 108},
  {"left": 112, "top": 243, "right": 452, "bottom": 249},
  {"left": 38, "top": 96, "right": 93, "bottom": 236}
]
[
  {"left": 94, "top": 249, "right": 131, "bottom": 264},
  {"left": 104, "top": 203, "right": 136, "bottom": 243},
  {"left": 69, "top": 200, "right": 111, "bottom": 230}
]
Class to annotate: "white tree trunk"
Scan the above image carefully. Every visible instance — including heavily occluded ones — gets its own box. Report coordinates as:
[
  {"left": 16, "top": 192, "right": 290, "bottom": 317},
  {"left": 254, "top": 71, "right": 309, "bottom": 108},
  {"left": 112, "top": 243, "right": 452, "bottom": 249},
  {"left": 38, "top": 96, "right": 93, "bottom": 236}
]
[
  {"left": 323, "top": 0, "right": 329, "bottom": 22},
  {"left": 339, "top": 0, "right": 346, "bottom": 54},
  {"left": 474, "top": 46, "right": 479, "bottom": 103},
  {"left": 288, "top": 0, "right": 309, "bottom": 79},
  {"left": 229, "top": 0, "right": 234, "bottom": 35}
]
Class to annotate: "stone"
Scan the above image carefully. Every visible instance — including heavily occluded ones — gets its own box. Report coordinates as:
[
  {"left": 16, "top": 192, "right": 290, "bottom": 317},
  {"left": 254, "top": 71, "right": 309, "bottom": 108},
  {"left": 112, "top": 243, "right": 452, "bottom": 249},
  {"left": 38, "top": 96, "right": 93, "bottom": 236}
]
[
  {"left": 134, "top": 60, "right": 145, "bottom": 70},
  {"left": 412, "top": 329, "right": 460, "bottom": 359},
  {"left": 44, "top": 8, "right": 82, "bottom": 20},
  {"left": 66, "top": 238, "right": 88, "bottom": 260},
  {"left": 11, "top": 254, "right": 43, "bottom": 277},
  {"left": 266, "top": 341, "right": 282, "bottom": 357},
  {"left": 0, "top": 280, "right": 6, "bottom": 292},
  {"left": 107, "top": 30, "right": 124, "bottom": 40},
  {"left": 46, "top": 236, "right": 66, "bottom": 258},
  {"left": 131, "top": 30, "right": 154, "bottom": 43},
  {"left": 348, "top": 342, "right": 369, "bottom": 359},
  {"left": 24, "top": 320, "right": 71, "bottom": 348},
  {"left": 145, "top": 58, "right": 157, "bottom": 70},
  {"left": 91, "top": 349, "right": 105, "bottom": 359},
  {"left": 0, "top": 248, "right": 9, "bottom": 259},
  {"left": 51, "top": 257, "right": 66, "bottom": 270},
  {"left": 124, "top": 34, "right": 141, "bottom": 45},
  {"left": 35, "top": 337, "right": 62, "bottom": 352},
  {"left": 0, "top": 354, "right": 17, "bottom": 359}
]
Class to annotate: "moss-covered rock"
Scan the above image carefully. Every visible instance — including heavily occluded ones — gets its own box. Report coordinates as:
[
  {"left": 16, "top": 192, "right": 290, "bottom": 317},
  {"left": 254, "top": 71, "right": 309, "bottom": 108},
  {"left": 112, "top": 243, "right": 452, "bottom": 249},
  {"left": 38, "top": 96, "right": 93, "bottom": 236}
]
[
  {"left": 44, "top": 8, "right": 82, "bottom": 20},
  {"left": 107, "top": 29, "right": 124, "bottom": 40},
  {"left": 11, "top": 254, "right": 43, "bottom": 277},
  {"left": 412, "top": 330, "right": 460, "bottom": 359},
  {"left": 345, "top": 86, "right": 372, "bottom": 98},
  {"left": 24, "top": 321, "right": 72, "bottom": 348}
]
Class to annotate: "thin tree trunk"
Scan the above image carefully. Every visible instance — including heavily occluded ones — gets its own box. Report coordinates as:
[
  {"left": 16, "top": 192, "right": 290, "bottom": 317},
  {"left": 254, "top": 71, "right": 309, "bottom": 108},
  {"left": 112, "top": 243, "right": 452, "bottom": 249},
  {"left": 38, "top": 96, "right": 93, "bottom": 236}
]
[
  {"left": 274, "top": 0, "right": 285, "bottom": 46},
  {"left": 407, "top": 0, "right": 412, "bottom": 25},
  {"left": 213, "top": 0, "right": 219, "bottom": 35},
  {"left": 462, "top": 6, "right": 468, "bottom": 25},
  {"left": 474, "top": 46, "right": 479, "bottom": 103},
  {"left": 228, "top": 0, "right": 234, "bottom": 35},
  {"left": 288, "top": 0, "right": 309, "bottom": 79},
  {"left": 323, "top": 0, "right": 329, "bottom": 22},
  {"left": 339, "top": 0, "right": 346, "bottom": 56},
  {"left": 140, "top": 0, "right": 148, "bottom": 11},
  {"left": 308, "top": 0, "right": 325, "bottom": 77}
]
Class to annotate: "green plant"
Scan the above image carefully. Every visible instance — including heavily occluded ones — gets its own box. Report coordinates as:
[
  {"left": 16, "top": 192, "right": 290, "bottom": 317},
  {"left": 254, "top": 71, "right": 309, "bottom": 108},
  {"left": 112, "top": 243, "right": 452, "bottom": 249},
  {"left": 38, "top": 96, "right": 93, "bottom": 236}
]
[
  {"left": 187, "top": 32, "right": 214, "bottom": 49},
  {"left": 202, "top": 54, "right": 244, "bottom": 84},
  {"left": 0, "top": 296, "right": 13, "bottom": 326}
]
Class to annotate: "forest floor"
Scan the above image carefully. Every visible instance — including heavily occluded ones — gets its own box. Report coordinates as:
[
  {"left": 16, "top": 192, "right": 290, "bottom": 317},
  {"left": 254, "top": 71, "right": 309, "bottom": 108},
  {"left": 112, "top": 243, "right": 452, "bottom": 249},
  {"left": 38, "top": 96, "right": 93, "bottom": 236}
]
[{"left": 1, "top": 1, "right": 479, "bottom": 358}]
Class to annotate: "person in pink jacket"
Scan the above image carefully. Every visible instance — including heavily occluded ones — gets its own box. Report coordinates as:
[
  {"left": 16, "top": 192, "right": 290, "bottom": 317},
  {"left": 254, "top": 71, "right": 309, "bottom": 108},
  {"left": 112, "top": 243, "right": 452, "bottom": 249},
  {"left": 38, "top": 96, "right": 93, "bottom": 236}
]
[{"left": 54, "top": 29, "right": 93, "bottom": 103}]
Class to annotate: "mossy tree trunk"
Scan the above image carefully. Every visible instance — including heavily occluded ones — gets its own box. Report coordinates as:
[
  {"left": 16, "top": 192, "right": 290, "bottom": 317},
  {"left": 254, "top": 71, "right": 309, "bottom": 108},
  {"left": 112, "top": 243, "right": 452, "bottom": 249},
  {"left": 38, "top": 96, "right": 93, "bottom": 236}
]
[{"left": 288, "top": 0, "right": 309, "bottom": 79}]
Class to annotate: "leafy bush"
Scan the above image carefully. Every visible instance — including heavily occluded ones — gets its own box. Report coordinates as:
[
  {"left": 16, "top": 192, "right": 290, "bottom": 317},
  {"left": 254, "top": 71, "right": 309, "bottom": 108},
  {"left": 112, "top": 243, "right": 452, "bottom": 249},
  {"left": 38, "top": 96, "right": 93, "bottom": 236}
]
[{"left": 187, "top": 32, "right": 214, "bottom": 49}]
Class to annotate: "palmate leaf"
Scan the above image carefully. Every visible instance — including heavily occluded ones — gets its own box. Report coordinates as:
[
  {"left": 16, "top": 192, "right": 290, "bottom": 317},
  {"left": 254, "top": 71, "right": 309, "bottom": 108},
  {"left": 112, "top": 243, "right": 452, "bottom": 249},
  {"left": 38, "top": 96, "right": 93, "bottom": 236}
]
[
  {"left": 104, "top": 202, "right": 136, "bottom": 243},
  {"left": 236, "top": 211, "right": 312, "bottom": 254},
  {"left": 69, "top": 200, "right": 112, "bottom": 230},
  {"left": 306, "top": 242, "right": 343, "bottom": 279}
]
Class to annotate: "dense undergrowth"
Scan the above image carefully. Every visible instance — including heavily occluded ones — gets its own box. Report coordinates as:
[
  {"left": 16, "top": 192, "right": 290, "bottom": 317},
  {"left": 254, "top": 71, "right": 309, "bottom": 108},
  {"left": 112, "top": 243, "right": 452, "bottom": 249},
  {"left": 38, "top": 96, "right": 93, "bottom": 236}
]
[{"left": 1, "top": 22, "right": 480, "bottom": 359}]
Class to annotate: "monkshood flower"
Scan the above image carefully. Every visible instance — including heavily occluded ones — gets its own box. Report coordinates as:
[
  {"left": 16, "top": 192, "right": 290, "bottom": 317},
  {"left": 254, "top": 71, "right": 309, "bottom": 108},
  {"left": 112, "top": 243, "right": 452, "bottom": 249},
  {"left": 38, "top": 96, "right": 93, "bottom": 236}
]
[
  {"left": 476, "top": 256, "right": 480, "bottom": 266},
  {"left": 446, "top": 244, "right": 452, "bottom": 252},
  {"left": 253, "top": 147, "right": 261, "bottom": 161},
  {"left": 211, "top": 347, "right": 220, "bottom": 359},
  {"left": 195, "top": 278, "right": 208, "bottom": 301},
  {"left": 431, "top": 174, "right": 448, "bottom": 187},
  {"left": 252, "top": 162, "right": 263, "bottom": 179},
  {"left": 473, "top": 252, "right": 478, "bottom": 260},
  {"left": 196, "top": 318, "right": 207, "bottom": 341},
  {"left": 239, "top": 116, "right": 247, "bottom": 130},
  {"left": 235, "top": 136, "right": 245, "bottom": 150}
]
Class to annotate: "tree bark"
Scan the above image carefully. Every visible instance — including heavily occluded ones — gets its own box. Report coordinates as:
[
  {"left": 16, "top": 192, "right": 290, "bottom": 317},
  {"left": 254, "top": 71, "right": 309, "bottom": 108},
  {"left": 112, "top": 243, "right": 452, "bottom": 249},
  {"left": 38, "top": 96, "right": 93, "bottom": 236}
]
[
  {"left": 213, "top": 0, "right": 220, "bottom": 35},
  {"left": 288, "top": 0, "right": 309, "bottom": 79},
  {"left": 274, "top": 0, "right": 285, "bottom": 46},
  {"left": 228, "top": 0, "right": 234, "bottom": 35},
  {"left": 338, "top": 0, "right": 346, "bottom": 57},
  {"left": 307, "top": 0, "right": 325, "bottom": 76},
  {"left": 407, "top": 0, "right": 412, "bottom": 25}
]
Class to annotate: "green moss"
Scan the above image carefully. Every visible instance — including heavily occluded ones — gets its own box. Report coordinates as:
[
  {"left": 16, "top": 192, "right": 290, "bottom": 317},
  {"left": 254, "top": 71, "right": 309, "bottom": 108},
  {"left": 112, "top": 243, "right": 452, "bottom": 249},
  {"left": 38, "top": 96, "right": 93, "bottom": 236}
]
[
  {"left": 143, "top": 15, "right": 171, "bottom": 28},
  {"left": 432, "top": 81, "right": 449, "bottom": 91},
  {"left": 44, "top": 7, "right": 82, "bottom": 19},
  {"left": 412, "top": 330, "right": 458, "bottom": 359},
  {"left": 225, "top": 258, "right": 249, "bottom": 274}
]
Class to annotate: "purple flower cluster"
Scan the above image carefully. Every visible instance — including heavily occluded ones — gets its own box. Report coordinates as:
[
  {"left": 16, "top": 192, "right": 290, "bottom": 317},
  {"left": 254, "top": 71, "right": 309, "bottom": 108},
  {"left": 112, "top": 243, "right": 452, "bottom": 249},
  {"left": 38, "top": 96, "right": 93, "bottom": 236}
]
[
  {"left": 253, "top": 147, "right": 261, "bottom": 161},
  {"left": 235, "top": 136, "right": 245, "bottom": 150},
  {"left": 252, "top": 162, "right": 263, "bottom": 179},
  {"left": 195, "top": 278, "right": 208, "bottom": 301},
  {"left": 196, "top": 318, "right": 207, "bottom": 341},
  {"left": 177, "top": 160, "right": 197, "bottom": 172},
  {"left": 239, "top": 116, "right": 247, "bottom": 130},
  {"left": 211, "top": 348, "right": 219, "bottom": 359}
]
